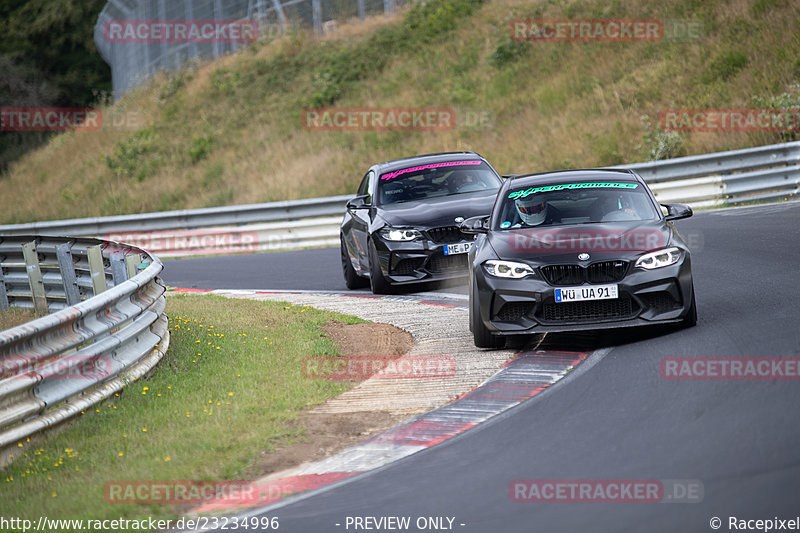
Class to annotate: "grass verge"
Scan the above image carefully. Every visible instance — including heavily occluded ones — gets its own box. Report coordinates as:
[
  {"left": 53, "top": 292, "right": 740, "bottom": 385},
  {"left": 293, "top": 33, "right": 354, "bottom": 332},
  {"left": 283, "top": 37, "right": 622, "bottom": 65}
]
[
  {"left": 0, "top": 307, "right": 38, "bottom": 331},
  {"left": 0, "top": 294, "right": 363, "bottom": 524}
]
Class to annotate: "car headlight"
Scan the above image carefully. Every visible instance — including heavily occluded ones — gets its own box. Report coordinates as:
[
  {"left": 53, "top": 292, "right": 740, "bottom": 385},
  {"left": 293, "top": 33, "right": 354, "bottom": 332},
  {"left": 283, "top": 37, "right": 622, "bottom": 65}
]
[
  {"left": 635, "top": 247, "right": 682, "bottom": 269},
  {"left": 483, "top": 260, "right": 535, "bottom": 279},
  {"left": 379, "top": 228, "right": 422, "bottom": 241}
]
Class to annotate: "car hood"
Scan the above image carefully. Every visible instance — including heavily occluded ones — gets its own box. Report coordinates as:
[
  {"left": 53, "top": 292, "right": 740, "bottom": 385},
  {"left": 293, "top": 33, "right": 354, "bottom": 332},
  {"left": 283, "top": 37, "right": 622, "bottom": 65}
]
[
  {"left": 486, "top": 220, "right": 675, "bottom": 262},
  {"left": 378, "top": 190, "right": 498, "bottom": 228}
]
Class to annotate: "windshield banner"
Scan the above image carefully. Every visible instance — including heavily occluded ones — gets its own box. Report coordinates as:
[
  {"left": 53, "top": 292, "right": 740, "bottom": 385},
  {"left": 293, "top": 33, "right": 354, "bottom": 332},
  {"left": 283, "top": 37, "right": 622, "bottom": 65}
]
[
  {"left": 380, "top": 160, "right": 483, "bottom": 181},
  {"left": 509, "top": 182, "right": 639, "bottom": 200}
]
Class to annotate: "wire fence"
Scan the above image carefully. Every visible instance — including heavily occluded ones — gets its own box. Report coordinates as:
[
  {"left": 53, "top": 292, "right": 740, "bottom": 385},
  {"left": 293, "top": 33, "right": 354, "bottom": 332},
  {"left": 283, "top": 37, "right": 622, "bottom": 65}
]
[{"left": 94, "top": 0, "right": 402, "bottom": 99}]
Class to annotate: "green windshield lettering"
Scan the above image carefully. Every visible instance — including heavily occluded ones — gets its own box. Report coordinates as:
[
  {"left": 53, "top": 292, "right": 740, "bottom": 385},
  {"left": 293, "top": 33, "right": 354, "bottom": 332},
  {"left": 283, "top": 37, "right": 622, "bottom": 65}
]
[{"left": 508, "top": 182, "right": 639, "bottom": 200}]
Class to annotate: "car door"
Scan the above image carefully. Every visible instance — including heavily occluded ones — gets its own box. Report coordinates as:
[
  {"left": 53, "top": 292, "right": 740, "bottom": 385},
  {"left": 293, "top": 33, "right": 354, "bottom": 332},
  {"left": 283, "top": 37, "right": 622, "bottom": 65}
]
[{"left": 346, "top": 169, "right": 375, "bottom": 274}]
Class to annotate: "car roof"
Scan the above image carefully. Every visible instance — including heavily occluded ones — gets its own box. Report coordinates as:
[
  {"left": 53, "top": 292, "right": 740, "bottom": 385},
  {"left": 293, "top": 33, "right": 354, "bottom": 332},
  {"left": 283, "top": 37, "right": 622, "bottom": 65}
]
[
  {"left": 374, "top": 152, "right": 485, "bottom": 173},
  {"left": 506, "top": 168, "right": 643, "bottom": 189}
]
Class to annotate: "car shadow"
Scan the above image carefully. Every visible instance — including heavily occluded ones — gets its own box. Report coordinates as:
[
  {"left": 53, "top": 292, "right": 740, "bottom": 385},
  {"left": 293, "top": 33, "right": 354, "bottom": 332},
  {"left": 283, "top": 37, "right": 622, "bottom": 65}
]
[{"left": 534, "top": 324, "right": 682, "bottom": 352}]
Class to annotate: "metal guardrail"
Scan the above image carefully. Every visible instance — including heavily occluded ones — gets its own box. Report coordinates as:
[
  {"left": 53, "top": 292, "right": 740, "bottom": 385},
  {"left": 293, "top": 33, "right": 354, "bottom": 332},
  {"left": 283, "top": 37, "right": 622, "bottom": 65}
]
[
  {"left": 0, "top": 195, "right": 352, "bottom": 238},
  {"left": 617, "top": 141, "right": 800, "bottom": 208},
  {"left": 0, "top": 142, "right": 798, "bottom": 257},
  {"left": 0, "top": 236, "right": 168, "bottom": 460}
]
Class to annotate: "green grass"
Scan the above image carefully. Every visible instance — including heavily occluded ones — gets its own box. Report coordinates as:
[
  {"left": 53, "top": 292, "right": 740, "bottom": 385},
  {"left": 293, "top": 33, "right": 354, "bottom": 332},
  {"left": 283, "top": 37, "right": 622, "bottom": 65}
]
[
  {"left": 0, "top": 294, "right": 363, "bottom": 525},
  {"left": 1, "top": 0, "right": 799, "bottom": 223}
]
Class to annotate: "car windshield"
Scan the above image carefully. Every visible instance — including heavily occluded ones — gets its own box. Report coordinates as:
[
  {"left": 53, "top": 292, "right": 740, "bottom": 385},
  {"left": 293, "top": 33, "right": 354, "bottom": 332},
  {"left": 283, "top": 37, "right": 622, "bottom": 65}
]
[
  {"left": 378, "top": 160, "right": 500, "bottom": 205},
  {"left": 496, "top": 180, "right": 660, "bottom": 229}
]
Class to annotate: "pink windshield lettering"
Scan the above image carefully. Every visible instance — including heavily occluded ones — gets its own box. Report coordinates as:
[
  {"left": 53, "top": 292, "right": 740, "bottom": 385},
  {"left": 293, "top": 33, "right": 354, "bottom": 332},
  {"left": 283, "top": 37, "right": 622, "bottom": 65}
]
[{"left": 380, "top": 160, "right": 483, "bottom": 181}]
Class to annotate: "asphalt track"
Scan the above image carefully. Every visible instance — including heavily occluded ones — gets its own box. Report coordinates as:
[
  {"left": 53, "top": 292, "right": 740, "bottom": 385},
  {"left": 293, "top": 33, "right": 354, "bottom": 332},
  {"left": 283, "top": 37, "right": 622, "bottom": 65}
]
[{"left": 163, "top": 201, "right": 800, "bottom": 532}]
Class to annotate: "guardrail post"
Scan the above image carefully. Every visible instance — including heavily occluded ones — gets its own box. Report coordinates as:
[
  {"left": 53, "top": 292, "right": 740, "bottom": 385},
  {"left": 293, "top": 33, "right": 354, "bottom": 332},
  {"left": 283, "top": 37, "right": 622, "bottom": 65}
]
[
  {"left": 110, "top": 252, "right": 128, "bottom": 286},
  {"left": 312, "top": 0, "right": 322, "bottom": 34},
  {"left": 0, "top": 263, "right": 8, "bottom": 310},
  {"left": 87, "top": 245, "right": 108, "bottom": 296},
  {"left": 21, "top": 241, "right": 48, "bottom": 315},
  {"left": 125, "top": 254, "right": 140, "bottom": 279},
  {"left": 55, "top": 242, "right": 80, "bottom": 306}
]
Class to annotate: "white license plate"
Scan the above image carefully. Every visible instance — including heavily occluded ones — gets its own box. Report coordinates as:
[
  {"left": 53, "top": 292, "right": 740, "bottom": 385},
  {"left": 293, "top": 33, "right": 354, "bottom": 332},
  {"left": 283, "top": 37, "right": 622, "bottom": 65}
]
[
  {"left": 443, "top": 242, "right": 472, "bottom": 255},
  {"left": 554, "top": 284, "right": 618, "bottom": 303}
]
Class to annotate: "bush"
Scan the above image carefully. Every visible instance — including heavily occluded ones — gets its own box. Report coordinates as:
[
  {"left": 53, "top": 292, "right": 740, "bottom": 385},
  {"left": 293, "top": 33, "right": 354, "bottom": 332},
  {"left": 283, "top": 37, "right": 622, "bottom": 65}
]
[
  {"left": 752, "top": 83, "right": 800, "bottom": 142},
  {"left": 188, "top": 135, "right": 213, "bottom": 164},
  {"left": 211, "top": 68, "right": 241, "bottom": 95},
  {"left": 105, "top": 128, "right": 160, "bottom": 181},
  {"left": 639, "top": 116, "right": 685, "bottom": 161},
  {"left": 488, "top": 35, "right": 527, "bottom": 67},
  {"left": 403, "top": 0, "right": 481, "bottom": 42},
  {"left": 160, "top": 71, "right": 193, "bottom": 101},
  {"left": 703, "top": 50, "right": 747, "bottom": 83}
]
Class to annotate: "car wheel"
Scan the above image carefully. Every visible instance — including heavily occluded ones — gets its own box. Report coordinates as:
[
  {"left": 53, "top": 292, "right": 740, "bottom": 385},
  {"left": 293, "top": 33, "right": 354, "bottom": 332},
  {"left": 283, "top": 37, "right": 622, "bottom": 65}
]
[
  {"left": 341, "top": 236, "right": 368, "bottom": 290},
  {"left": 470, "top": 278, "right": 505, "bottom": 349},
  {"left": 682, "top": 285, "right": 697, "bottom": 328},
  {"left": 368, "top": 239, "right": 394, "bottom": 294}
]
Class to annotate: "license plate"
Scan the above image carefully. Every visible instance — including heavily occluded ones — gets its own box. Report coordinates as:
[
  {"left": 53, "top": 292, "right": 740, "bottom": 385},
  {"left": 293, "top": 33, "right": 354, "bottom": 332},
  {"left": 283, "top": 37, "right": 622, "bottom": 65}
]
[
  {"left": 443, "top": 242, "right": 472, "bottom": 255},
  {"left": 554, "top": 284, "right": 618, "bottom": 303}
]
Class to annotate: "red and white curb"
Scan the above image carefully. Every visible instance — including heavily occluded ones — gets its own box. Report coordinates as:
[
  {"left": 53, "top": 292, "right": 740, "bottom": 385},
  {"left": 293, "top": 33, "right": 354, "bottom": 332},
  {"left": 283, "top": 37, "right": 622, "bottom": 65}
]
[
  {"left": 168, "top": 289, "right": 594, "bottom": 519},
  {"left": 190, "top": 349, "right": 590, "bottom": 516}
]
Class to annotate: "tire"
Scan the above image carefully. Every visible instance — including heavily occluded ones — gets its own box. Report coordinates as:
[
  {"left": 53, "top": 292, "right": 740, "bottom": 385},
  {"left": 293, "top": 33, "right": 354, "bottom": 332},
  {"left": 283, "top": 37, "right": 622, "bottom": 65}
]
[
  {"left": 367, "top": 239, "right": 394, "bottom": 294},
  {"left": 340, "top": 236, "right": 368, "bottom": 290},
  {"left": 470, "top": 279, "right": 505, "bottom": 349},
  {"left": 682, "top": 285, "right": 697, "bottom": 328}
]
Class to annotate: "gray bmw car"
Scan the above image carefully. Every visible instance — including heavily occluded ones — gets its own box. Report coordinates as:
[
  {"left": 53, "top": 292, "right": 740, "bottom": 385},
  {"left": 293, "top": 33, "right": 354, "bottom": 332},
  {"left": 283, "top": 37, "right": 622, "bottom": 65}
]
[
  {"left": 340, "top": 152, "right": 504, "bottom": 294},
  {"left": 462, "top": 168, "right": 697, "bottom": 348}
]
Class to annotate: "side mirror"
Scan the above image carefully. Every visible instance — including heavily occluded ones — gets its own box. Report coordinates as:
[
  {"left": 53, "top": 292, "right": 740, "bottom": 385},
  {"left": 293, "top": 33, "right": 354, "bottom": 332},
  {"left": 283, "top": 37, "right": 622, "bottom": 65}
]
[
  {"left": 502, "top": 174, "right": 520, "bottom": 179},
  {"left": 662, "top": 203, "right": 693, "bottom": 221},
  {"left": 346, "top": 195, "right": 369, "bottom": 210},
  {"left": 460, "top": 215, "right": 490, "bottom": 234}
]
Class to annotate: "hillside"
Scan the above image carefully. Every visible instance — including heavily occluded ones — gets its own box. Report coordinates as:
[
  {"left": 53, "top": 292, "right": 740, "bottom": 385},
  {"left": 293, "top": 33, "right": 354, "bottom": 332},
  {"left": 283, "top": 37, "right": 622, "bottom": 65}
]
[{"left": 1, "top": 0, "right": 798, "bottom": 224}]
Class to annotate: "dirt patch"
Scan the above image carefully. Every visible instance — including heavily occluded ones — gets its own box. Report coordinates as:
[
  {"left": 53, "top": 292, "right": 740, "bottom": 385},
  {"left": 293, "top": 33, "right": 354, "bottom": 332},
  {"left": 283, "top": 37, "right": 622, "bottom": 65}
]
[
  {"left": 245, "top": 321, "right": 415, "bottom": 480},
  {"left": 246, "top": 410, "right": 415, "bottom": 480},
  {"left": 320, "top": 321, "right": 414, "bottom": 357}
]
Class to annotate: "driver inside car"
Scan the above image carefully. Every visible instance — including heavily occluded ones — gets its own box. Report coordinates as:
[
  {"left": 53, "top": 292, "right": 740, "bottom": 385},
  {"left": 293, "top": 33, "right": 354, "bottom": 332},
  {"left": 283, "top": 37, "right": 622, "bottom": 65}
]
[
  {"left": 595, "top": 194, "right": 640, "bottom": 221},
  {"left": 447, "top": 171, "right": 486, "bottom": 193},
  {"left": 512, "top": 195, "right": 562, "bottom": 227}
]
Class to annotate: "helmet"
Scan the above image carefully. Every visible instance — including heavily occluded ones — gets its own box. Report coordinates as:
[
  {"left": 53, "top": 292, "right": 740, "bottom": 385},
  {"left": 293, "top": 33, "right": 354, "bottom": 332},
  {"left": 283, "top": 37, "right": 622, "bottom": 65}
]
[{"left": 516, "top": 196, "right": 548, "bottom": 226}]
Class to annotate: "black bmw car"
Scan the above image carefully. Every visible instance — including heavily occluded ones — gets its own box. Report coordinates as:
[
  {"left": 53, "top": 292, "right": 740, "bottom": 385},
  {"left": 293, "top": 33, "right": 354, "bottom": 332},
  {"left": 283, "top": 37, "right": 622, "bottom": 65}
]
[
  {"left": 462, "top": 168, "right": 697, "bottom": 348},
  {"left": 340, "top": 152, "right": 504, "bottom": 294}
]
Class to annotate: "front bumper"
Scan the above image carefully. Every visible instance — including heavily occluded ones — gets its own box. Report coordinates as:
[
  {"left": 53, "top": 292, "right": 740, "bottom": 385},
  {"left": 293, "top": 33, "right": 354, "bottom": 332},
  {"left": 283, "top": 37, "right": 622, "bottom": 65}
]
[
  {"left": 474, "top": 257, "right": 694, "bottom": 334},
  {"left": 373, "top": 234, "right": 475, "bottom": 285}
]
